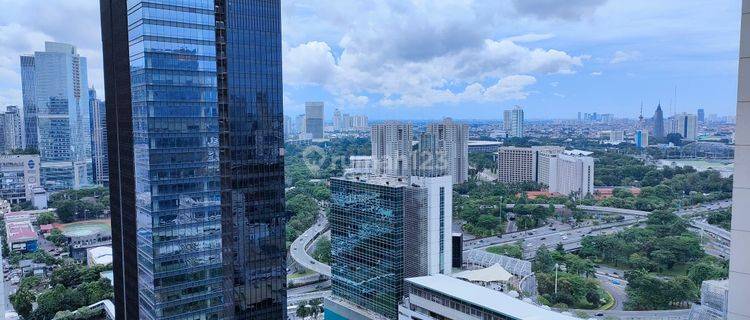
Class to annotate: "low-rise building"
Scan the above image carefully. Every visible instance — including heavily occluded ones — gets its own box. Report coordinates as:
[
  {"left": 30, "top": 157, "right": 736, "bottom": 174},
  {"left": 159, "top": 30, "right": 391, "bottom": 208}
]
[
  {"left": 6, "top": 219, "right": 37, "bottom": 253},
  {"left": 468, "top": 141, "right": 502, "bottom": 154},
  {"left": 87, "top": 245, "right": 113, "bottom": 267},
  {"left": 399, "top": 274, "right": 578, "bottom": 320}
]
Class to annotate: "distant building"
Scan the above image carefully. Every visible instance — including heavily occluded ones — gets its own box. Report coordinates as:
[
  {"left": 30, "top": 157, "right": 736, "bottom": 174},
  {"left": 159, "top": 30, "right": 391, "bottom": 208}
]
[
  {"left": 87, "top": 246, "right": 113, "bottom": 267},
  {"left": 399, "top": 274, "right": 579, "bottom": 320},
  {"left": 347, "top": 155, "right": 373, "bottom": 175},
  {"left": 328, "top": 176, "right": 428, "bottom": 319},
  {"left": 635, "top": 130, "right": 649, "bottom": 148},
  {"left": 503, "top": 106, "right": 524, "bottom": 138},
  {"left": 371, "top": 122, "right": 413, "bottom": 177},
  {"left": 653, "top": 103, "right": 665, "bottom": 139},
  {"left": 24, "top": 42, "right": 92, "bottom": 191},
  {"left": 305, "top": 101, "right": 325, "bottom": 139},
  {"left": 88, "top": 89, "right": 108, "bottom": 186},
  {"left": 601, "top": 130, "right": 625, "bottom": 144},
  {"left": 669, "top": 113, "right": 698, "bottom": 141},
  {"left": 295, "top": 114, "right": 306, "bottom": 135},
  {"left": 2, "top": 106, "right": 23, "bottom": 152},
  {"left": 545, "top": 153, "right": 595, "bottom": 197},
  {"left": 497, "top": 146, "right": 563, "bottom": 184},
  {"left": 353, "top": 115, "right": 369, "bottom": 130},
  {"left": 426, "top": 118, "right": 469, "bottom": 184},
  {"left": 698, "top": 108, "right": 706, "bottom": 123},
  {"left": 689, "top": 279, "right": 728, "bottom": 320},
  {"left": 32, "top": 187, "right": 48, "bottom": 209},
  {"left": 0, "top": 154, "right": 41, "bottom": 204},
  {"left": 6, "top": 219, "right": 37, "bottom": 253},
  {"left": 20, "top": 55, "right": 37, "bottom": 150},
  {"left": 468, "top": 140, "right": 502, "bottom": 154}
]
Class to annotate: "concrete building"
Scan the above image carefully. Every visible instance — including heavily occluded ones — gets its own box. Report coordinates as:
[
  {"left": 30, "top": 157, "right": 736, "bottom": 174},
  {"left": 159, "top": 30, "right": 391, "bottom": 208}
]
[
  {"left": 0, "top": 154, "right": 41, "bottom": 204},
  {"left": 670, "top": 113, "right": 698, "bottom": 141},
  {"left": 497, "top": 146, "right": 563, "bottom": 184},
  {"left": 2, "top": 106, "right": 23, "bottom": 152},
  {"left": 353, "top": 115, "right": 369, "bottom": 130},
  {"left": 6, "top": 219, "right": 37, "bottom": 253},
  {"left": 653, "top": 103, "right": 665, "bottom": 139},
  {"left": 503, "top": 106, "right": 524, "bottom": 138},
  {"left": 546, "top": 153, "right": 595, "bottom": 197},
  {"left": 87, "top": 246, "right": 113, "bottom": 267},
  {"left": 410, "top": 175, "right": 453, "bottom": 275},
  {"left": 372, "top": 122, "right": 413, "bottom": 177},
  {"left": 88, "top": 89, "right": 108, "bottom": 186},
  {"left": 698, "top": 108, "right": 706, "bottom": 123},
  {"left": 426, "top": 118, "right": 469, "bottom": 184},
  {"left": 689, "top": 279, "right": 729, "bottom": 320},
  {"left": 23, "top": 42, "right": 92, "bottom": 191},
  {"left": 399, "top": 274, "right": 578, "bottom": 320},
  {"left": 305, "top": 101, "right": 325, "bottom": 139},
  {"left": 601, "top": 130, "right": 625, "bottom": 144},
  {"left": 729, "top": 2, "right": 750, "bottom": 318}
]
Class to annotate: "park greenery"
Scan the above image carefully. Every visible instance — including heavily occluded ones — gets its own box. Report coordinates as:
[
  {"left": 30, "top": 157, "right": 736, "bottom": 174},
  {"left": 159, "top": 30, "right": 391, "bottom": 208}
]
[
  {"left": 312, "top": 236, "right": 332, "bottom": 264},
  {"left": 49, "top": 187, "right": 110, "bottom": 223},
  {"left": 578, "top": 210, "right": 727, "bottom": 310},
  {"left": 707, "top": 209, "right": 732, "bottom": 230},
  {"left": 486, "top": 243, "right": 523, "bottom": 259},
  {"left": 533, "top": 246, "right": 605, "bottom": 310},
  {"left": 10, "top": 264, "right": 114, "bottom": 320}
]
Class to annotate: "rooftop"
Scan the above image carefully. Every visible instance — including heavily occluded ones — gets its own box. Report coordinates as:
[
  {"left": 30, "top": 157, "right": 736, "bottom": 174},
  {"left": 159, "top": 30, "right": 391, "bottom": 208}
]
[
  {"left": 468, "top": 140, "right": 503, "bottom": 146},
  {"left": 406, "top": 274, "right": 578, "bottom": 320},
  {"left": 333, "top": 175, "right": 412, "bottom": 188},
  {"left": 6, "top": 220, "right": 37, "bottom": 243}
]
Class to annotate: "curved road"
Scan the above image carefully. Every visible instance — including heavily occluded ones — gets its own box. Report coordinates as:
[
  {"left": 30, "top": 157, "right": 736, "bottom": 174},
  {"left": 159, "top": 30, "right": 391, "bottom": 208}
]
[{"left": 289, "top": 213, "right": 331, "bottom": 277}]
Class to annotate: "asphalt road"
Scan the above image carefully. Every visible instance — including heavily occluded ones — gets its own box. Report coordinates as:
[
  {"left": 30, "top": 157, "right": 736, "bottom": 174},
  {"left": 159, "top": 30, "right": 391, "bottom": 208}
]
[{"left": 289, "top": 211, "right": 331, "bottom": 277}]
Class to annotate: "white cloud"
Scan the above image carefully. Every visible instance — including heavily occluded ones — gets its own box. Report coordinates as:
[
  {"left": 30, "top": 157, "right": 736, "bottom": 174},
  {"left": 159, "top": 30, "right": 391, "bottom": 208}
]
[
  {"left": 611, "top": 50, "right": 642, "bottom": 64},
  {"left": 591, "top": 71, "right": 603, "bottom": 76},
  {"left": 504, "top": 33, "right": 556, "bottom": 43}
]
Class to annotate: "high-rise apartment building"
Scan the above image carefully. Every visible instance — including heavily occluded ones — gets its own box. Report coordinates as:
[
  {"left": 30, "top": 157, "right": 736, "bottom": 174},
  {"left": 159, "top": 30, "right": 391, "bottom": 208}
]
[
  {"left": 328, "top": 176, "right": 427, "bottom": 319},
  {"left": 503, "top": 106, "right": 524, "bottom": 138},
  {"left": 698, "top": 108, "right": 706, "bottom": 123},
  {"left": 410, "top": 175, "right": 453, "bottom": 275},
  {"left": 729, "top": 2, "right": 750, "bottom": 318},
  {"left": 20, "top": 55, "right": 36, "bottom": 150},
  {"left": 497, "top": 146, "right": 563, "bottom": 184},
  {"left": 295, "top": 114, "right": 306, "bottom": 135},
  {"left": 305, "top": 101, "right": 324, "bottom": 139},
  {"left": 669, "top": 113, "right": 698, "bottom": 141},
  {"left": 100, "top": 0, "right": 287, "bottom": 319},
  {"left": 2, "top": 106, "right": 23, "bottom": 152},
  {"left": 653, "top": 104, "right": 665, "bottom": 139},
  {"left": 23, "top": 42, "right": 91, "bottom": 191},
  {"left": 88, "top": 89, "right": 108, "bottom": 186},
  {"left": 333, "top": 108, "right": 342, "bottom": 131},
  {"left": 545, "top": 153, "right": 594, "bottom": 197},
  {"left": 426, "top": 118, "right": 469, "bottom": 184},
  {"left": 372, "top": 122, "right": 413, "bottom": 177},
  {"left": 635, "top": 130, "right": 649, "bottom": 148}
]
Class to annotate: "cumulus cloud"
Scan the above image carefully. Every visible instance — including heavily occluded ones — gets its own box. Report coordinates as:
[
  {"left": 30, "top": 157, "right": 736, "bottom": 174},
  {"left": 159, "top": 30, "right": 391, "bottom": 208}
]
[
  {"left": 511, "top": 0, "right": 608, "bottom": 21},
  {"left": 591, "top": 71, "right": 603, "bottom": 76},
  {"left": 610, "top": 50, "right": 642, "bottom": 64}
]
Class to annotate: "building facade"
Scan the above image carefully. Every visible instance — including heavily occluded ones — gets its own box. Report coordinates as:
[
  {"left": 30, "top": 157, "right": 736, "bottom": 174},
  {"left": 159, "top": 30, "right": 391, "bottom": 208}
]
[
  {"left": 503, "top": 106, "right": 524, "bottom": 138},
  {"left": 653, "top": 104, "right": 665, "bottom": 139},
  {"left": 669, "top": 113, "right": 698, "bottom": 141},
  {"left": 546, "top": 153, "right": 594, "bottom": 197},
  {"left": 730, "top": 2, "right": 750, "bottom": 318},
  {"left": 635, "top": 130, "right": 649, "bottom": 148},
  {"left": 3, "top": 106, "right": 23, "bottom": 152},
  {"left": 426, "top": 118, "right": 469, "bottom": 184},
  {"left": 305, "top": 101, "right": 324, "bottom": 139},
  {"left": 329, "top": 176, "right": 426, "bottom": 319},
  {"left": 497, "top": 146, "right": 563, "bottom": 184},
  {"left": 20, "top": 55, "right": 36, "bottom": 150},
  {"left": 24, "top": 42, "right": 92, "bottom": 191},
  {"left": 0, "top": 154, "right": 41, "bottom": 204},
  {"left": 88, "top": 89, "right": 108, "bottom": 186},
  {"left": 372, "top": 122, "right": 413, "bottom": 177},
  {"left": 410, "top": 175, "right": 453, "bottom": 275},
  {"left": 100, "top": 0, "right": 287, "bottom": 319}
]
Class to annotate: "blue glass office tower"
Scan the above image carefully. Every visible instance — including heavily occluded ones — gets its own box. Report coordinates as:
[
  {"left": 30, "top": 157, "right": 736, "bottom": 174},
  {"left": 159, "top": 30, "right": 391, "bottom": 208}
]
[{"left": 100, "top": 0, "right": 286, "bottom": 319}]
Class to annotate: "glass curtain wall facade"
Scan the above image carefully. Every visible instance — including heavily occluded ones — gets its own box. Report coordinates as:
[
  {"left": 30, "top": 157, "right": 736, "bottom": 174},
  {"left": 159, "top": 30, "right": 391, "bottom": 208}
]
[
  {"left": 20, "top": 55, "right": 36, "bottom": 150},
  {"left": 101, "top": 0, "right": 286, "bottom": 319},
  {"left": 330, "top": 177, "right": 422, "bottom": 319}
]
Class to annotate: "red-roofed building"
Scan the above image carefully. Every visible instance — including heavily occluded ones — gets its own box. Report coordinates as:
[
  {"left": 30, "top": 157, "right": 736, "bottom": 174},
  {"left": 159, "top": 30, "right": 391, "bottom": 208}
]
[
  {"left": 6, "top": 220, "right": 38, "bottom": 253},
  {"left": 594, "top": 187, "right": 641, "bottom": 200}
]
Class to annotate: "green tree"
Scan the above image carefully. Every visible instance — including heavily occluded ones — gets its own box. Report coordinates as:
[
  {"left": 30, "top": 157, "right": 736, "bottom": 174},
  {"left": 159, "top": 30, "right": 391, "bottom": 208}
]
[
  {"left": 533, "top": 246, "right": 556, "bottom": 273},
  {"left": 312, "top": 237, "right": 332, "bottom": 264},
  {"left": 10, "top": 288, "right": 34, "bottom": 319}
]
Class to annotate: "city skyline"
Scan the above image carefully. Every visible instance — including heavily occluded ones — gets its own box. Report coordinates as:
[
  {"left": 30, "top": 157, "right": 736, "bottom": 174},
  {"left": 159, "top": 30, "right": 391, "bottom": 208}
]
[{"left": 0, "top": 1, "right": 742, "bottom": 120}]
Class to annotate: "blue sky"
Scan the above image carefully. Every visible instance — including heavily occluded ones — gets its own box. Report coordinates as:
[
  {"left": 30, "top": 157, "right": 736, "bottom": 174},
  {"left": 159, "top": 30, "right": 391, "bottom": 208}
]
[{"left": 0, "top": 0, "right": 741, "bottom": 120}]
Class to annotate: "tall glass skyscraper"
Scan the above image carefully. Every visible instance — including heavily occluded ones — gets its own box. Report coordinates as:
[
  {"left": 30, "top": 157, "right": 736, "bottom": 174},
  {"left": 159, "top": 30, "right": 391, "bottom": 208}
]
[
  {"left": 21, "top": 42, "right": 92, "bottom": 190},
  {"left": 88, "top": 89, "right": 108, "bottom": 186},
  {"left": 100, "top": 0, "right": 286, "bottom": 319}
]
